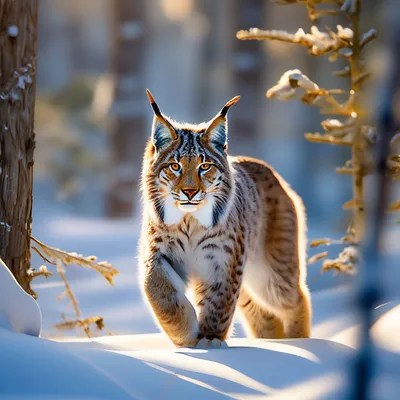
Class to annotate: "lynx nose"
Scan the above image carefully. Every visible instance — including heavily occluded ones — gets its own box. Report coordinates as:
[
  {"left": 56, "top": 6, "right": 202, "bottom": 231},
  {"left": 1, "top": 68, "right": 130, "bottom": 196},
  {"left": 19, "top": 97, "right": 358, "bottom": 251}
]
[{"left": 182, "top": 188, "right": 199, "bottom": 201}]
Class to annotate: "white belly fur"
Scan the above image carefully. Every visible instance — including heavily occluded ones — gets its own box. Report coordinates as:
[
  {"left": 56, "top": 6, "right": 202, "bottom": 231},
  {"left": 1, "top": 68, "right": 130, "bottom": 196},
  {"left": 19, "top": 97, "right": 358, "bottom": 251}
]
[{"left": 243, "top": 252, "right": 284, "bottom": 314}]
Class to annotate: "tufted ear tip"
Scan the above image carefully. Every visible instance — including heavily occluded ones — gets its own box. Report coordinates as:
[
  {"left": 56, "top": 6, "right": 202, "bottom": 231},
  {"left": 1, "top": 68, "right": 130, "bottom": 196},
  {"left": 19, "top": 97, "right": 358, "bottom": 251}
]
[
  {"left": 220, "top": 95, "right": 241, "bottom": 117},
  {"left": 146, "top": 89, "right": 161, "bottom": 116}
]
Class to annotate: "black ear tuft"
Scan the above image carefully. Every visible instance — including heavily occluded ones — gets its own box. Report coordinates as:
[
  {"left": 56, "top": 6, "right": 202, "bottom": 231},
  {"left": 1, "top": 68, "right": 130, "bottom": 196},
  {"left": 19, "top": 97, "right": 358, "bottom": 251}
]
[
  {"left": 146, "top": 90, "right": 178, "bottom": 151},
  {"left": 220, "top": 95, "right": 241, "bottom": 117},
  {"left": 146, "top": 89, "right": 162, "bottom": 116},
  {"left": 202, "top": 96, "right": 240, "bottom": 153}
]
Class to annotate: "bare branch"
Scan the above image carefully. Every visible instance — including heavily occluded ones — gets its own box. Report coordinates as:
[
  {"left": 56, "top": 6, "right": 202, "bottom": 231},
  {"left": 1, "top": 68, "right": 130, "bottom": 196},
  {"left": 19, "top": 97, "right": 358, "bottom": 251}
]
[
  {"left": 360, "top": 29, "right": 377, "bottom": 48},
  {"left": 54, "top": 316, "right": 104, "bottom": 335},
  {"left": 305, "top": 132, "right": 353, "bottom": 146},
  {"left": 237, "top": 26, "right": 350, "bottom": 56},
  {"left": 336, "top": 166, "right": 356, "bottom": 174},
  {"left": 308, "top": 251, "right": 329, "bottom": 265},
  {"left": 28, "top": 265, "right": 53, "bottom": 279},
  {"left": 30, "top": 236, "right": 118, "bottom": 285},
  {"left": 342, "top": 199, "right": 361, "bottom": 210},
  {"left": 310, "top": 238, "right": 332, "bottom": 247}
]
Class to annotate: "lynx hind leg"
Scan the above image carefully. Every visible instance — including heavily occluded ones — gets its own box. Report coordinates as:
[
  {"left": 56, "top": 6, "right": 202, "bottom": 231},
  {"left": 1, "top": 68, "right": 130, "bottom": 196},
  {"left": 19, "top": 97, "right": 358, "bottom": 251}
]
[
  {"left": 238, "top": 288, "right": 284, "bottom": 339},
  {"left": 261, "top": 175, "right": 311, "bottom": 338},
  {"left": 281, "top": 285, "right": 311, "bottom": 338},
  {"left": 143, "top": 258, "right": 199, "bottom": 348}
]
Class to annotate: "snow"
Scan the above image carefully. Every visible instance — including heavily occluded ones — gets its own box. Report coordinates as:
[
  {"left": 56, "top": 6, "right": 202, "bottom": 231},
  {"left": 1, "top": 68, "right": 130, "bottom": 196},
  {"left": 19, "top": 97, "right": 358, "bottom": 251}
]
[
  {"left": 372, "top": 305, "right": 400, "bottom": 353},
  {"left": 7, "top": 25, "right": 19, "bottom": 38},
  {"left": 0, "top": 222, "right": 11, "bottom": 232},
  {"left": 0, "top": 326, "right": 354, "bottom": 399},
  {"left": 1, "top": 196, "right": 400, "bottom": 398},
  {"left": 0, "top": 259, "right": 41, "bottom": 336}
]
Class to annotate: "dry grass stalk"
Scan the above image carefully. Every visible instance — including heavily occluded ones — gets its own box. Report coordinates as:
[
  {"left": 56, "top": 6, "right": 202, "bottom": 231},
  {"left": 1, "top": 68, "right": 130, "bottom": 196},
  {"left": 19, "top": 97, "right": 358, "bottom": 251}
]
[
  {"left": 308, "top": 251, "right": 329, "bottom": 265},
  {"left": 55, "top": 259, "right": 92, "bottom": 337},
  {"left": 54, "top": 314, "right": 104, "bottom": 334},
  {"left": 310, "top": 238, "right": 332, "bottom": 247},
  {"left": 305, "top": 133, "right": 352, "bottom": 146},
  {"left": 322, "top": 259, "right": 357, "bottom": 275},
  {"left": 31, "top": 236, "right": 118, "bottom": 284},
  {"left": 31, "top": 236, "right": 118, "bottom": 337},
  {"left": 322, "top": 246, "right": 359, "bottom": 276}
]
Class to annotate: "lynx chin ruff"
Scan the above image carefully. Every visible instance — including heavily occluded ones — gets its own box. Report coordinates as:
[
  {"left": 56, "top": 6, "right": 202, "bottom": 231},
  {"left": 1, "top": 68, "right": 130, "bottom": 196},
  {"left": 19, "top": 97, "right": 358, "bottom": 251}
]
[{"left": 139, "top": 90, "right": 311, "bottom": 348}]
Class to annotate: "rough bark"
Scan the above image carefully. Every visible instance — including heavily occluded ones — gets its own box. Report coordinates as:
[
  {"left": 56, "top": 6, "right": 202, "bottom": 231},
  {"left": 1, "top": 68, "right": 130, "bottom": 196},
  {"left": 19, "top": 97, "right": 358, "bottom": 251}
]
[
  {"left": 106, "top": 0, "right": 146, "bottom": 217},
  {"left": 0, "top": 0, "right": 38, "bottom": 297}
]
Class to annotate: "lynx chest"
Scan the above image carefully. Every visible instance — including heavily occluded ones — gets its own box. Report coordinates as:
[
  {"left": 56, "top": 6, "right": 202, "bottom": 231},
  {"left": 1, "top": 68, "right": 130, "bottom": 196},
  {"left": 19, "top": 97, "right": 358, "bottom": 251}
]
[{"left": 166, "top": 219, "right": 230, "bottom": 285}]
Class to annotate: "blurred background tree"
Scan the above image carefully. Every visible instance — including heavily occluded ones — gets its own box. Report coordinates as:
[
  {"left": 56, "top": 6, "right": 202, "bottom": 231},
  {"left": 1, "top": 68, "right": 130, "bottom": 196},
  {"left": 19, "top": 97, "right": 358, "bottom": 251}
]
[
  {"left": 106, "top": 0, "right": 146, "bottom": 217},
  {"left": 230, "top": 0, "right": 264, "bottom": 150},
  {"left": 0, "top": 0, "right": 38, "bottom": 296}
]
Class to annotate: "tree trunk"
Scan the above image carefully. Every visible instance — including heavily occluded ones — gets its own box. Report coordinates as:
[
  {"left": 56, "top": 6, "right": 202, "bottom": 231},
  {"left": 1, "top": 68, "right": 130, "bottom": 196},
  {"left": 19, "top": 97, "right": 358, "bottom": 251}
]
[
  {"left": 230, "top": 0, "right": 264, "bottom": 151},
  {"left": 0, "top": 0, "right": 38, "bottom": 297},
  {"left": 106, "top": 0, "right": 146, "bottom": 217}
]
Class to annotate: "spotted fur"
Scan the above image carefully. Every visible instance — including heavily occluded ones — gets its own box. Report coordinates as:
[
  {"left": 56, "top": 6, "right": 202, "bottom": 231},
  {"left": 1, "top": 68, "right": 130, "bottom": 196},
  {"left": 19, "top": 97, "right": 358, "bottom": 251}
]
[{"left": 139, "top": 91, "right": 311, "bottom": 347}]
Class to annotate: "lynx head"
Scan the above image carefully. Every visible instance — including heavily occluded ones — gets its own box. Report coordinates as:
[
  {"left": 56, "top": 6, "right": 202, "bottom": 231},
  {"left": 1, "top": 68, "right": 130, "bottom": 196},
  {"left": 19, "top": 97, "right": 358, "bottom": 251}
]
[{"left": 142, "top": 90, "right": 240, "bottom": 228}]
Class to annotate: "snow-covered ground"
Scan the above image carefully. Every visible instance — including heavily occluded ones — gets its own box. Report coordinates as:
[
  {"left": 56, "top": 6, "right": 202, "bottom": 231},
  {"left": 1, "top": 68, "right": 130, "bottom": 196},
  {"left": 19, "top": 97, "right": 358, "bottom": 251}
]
[{"left": 1, "top": 188, "right": 400, "bottom": 399}]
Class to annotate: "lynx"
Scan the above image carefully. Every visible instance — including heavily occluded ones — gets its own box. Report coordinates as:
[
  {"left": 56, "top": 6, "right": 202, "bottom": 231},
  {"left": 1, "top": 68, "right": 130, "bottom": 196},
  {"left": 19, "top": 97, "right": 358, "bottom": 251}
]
[{"left": 139, "top": 90, "right": 311, "bottom": 348}]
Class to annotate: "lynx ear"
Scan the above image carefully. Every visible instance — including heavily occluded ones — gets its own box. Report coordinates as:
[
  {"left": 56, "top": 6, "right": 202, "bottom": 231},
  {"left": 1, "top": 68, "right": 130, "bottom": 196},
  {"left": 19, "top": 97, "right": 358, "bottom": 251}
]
[
  {"left": 146, "top": 89, "right": 177, "bottom": 151},
  {"left": 203, "top": 96, "right": 240, "bottom": 152}
]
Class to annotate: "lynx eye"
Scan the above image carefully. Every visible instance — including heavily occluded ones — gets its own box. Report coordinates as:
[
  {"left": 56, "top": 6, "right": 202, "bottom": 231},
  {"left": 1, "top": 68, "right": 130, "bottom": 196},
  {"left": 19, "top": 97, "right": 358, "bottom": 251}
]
[
  {"left": 170, "top": 163, "right": 181, "bottom": 172},
  {"left": 199, "top": 163, "right": 212, "bottom": 171}
]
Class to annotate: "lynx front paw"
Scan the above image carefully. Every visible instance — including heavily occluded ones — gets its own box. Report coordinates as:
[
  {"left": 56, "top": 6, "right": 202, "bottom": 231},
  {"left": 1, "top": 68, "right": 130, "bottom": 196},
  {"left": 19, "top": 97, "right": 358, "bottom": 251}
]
[
  {"left": 195, "top": 337, "right": 228, "bottom": 349},
  {"left": 176, "top": 337, "right": 200, "bottom": 348}
]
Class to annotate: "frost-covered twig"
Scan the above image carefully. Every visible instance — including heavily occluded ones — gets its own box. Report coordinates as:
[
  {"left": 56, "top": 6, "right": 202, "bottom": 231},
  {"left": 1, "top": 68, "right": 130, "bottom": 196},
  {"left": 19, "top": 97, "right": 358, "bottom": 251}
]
[
  {"left": 30, "top": 236, "right": 118, "bottom": 284},
  {"left": 237, "top": 26, "right": 350, "bottom": 55},
  {"left": 27, "top": 265, "right": 53, "bottom": 279},
  {"left": 322, "top": 246, "right": 358, "bottom": 275}
]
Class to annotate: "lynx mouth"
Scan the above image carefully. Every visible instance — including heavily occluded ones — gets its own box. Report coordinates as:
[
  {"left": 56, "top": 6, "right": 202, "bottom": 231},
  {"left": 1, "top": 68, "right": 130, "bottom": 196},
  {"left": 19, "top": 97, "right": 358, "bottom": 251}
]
[{"left": 178, "top": 201, "right": 201, "bottom": 212}]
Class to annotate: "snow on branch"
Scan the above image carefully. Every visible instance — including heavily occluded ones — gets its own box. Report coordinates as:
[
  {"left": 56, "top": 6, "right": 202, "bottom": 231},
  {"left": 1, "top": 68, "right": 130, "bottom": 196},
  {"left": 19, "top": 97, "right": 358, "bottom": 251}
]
[
  {"left": 237, "top": 26, "right": 352, "bottom": 56},
  {"left": 266, "top": 69, "right": 349, "bottom": 115},
  {"left": 266, "top": 69, "right": 319, "bottom": 100},
  {"left": 322, "top": 246, "right": 358, "bottom": 275},
  {"left": 27, "top": 265, "right": 53, "bottom": 279}
]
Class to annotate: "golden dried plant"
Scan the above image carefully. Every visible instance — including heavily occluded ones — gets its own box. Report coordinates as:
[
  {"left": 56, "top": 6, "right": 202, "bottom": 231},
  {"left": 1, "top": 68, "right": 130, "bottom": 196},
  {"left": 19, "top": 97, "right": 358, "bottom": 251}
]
[
  {"left": 237, "top": 0, "right": 398, "bottom": 273},
  {"left": 31, "top": 236, "right": 118, "bottom": 337}
]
